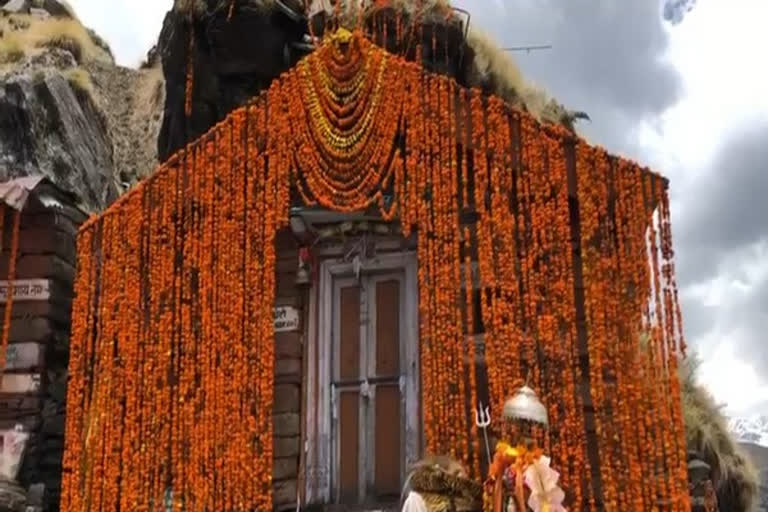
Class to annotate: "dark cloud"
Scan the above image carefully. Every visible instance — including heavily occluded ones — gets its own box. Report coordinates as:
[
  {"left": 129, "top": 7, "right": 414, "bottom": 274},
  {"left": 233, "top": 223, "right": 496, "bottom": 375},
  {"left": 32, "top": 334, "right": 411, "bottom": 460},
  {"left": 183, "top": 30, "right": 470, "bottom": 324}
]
[
  {"left": 676, "top": 123, "right": 768, "bottom": 257},
  {"left": 679, "top": 294, "right": 718, "bottom": 347},
  {"left": 742, "top": 270, "right": 768, "bottom": 377},
  {"left": 714, "top": 269, "right": 768, "bottom": 379},
  {"left": 663, "top": 0, "right": 697, "bottom": 25},
  {"left": 674, "top": 122, "right": 768, "bottom": 377},
  {"left": 455, "top": 0, "right": 683, "bottom": 157}
]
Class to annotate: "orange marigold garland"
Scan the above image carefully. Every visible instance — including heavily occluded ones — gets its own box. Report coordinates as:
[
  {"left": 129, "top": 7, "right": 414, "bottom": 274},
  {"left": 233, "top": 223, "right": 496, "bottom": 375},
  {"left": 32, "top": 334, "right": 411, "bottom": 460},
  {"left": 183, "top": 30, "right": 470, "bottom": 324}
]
[
  {"left": 0, "top": 206, "right": 21, "bottom": 371},
  {"left": 62, "top": 29, "right": 690, "bottom": 511}
]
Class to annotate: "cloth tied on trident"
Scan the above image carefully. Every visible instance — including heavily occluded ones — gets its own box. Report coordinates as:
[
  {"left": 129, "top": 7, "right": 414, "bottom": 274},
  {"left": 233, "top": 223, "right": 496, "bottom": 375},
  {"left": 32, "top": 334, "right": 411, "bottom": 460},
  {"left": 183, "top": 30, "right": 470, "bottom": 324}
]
[{"left": 474, "top": 402, "right": 492, "bottom": 467}]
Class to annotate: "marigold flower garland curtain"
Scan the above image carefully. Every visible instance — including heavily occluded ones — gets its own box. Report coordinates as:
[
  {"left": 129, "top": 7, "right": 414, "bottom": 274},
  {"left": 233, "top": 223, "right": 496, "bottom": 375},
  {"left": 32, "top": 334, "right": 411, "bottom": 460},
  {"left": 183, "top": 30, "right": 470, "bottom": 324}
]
[{"left": 61, "top": 32, "right": 689, "bottom": 511}]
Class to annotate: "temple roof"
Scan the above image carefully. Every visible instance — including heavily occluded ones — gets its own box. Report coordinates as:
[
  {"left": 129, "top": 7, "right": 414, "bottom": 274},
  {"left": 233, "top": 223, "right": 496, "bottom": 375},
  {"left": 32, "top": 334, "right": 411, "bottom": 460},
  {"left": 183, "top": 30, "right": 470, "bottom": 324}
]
[{"left": 173, "top": 0, "right": 586, "bottom": 130}]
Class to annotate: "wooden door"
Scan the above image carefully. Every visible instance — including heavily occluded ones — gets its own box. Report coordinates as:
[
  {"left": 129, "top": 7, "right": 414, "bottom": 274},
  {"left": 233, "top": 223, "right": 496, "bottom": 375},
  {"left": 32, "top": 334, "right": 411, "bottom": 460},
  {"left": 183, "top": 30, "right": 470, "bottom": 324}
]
[{"left": 331, "top": 272, "right": 405, "bottom": 505}]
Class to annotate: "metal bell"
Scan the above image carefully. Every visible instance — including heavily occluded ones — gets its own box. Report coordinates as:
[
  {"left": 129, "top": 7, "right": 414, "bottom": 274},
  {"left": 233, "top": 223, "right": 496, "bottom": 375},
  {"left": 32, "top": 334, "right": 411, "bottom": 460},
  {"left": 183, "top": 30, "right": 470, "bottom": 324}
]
[{"left": 502, "top": 385, "right": 549, "bottom": 427}]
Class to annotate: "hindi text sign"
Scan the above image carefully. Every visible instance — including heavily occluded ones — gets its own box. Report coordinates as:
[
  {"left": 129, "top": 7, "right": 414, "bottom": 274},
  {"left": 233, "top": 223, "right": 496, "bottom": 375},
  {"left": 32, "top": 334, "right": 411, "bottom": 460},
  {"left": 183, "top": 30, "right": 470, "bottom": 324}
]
[
  {"left": 0, "top": 280, "right": 51, "bottom": 304},
  {"left": 274, "top": 306, "right": 300, "bottom": 333}
]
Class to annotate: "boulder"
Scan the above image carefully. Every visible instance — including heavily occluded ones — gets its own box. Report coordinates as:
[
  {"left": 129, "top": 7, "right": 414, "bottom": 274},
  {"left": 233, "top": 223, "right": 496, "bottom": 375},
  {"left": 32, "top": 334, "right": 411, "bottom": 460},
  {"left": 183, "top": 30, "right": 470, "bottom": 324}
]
[
  {"left": 1, "top": 0, "right": 31, "bottom": 15},
  {"left": 156, "top": 4, "right": 310, "bottom": 161},
  {"left": 28, "top": 7, "right": 49, "bottom": 19},
  {"left": 40, "top": 0, "right": 71, "bottom": 17},
  {"left": 0, "top": 71, "right": 118, "bottom": 211}
]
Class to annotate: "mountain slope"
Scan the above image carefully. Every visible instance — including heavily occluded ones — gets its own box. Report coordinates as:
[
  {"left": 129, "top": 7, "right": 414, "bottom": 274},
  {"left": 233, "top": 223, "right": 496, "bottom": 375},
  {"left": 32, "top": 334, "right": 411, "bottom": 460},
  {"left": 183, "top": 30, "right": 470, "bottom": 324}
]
[
  {"left": 731, "top": 416, "right": 768, "bottom": 448},
  {"left": 738, "top": 442, "right": 767, "bottom": 512},
  {"left": 0, "top": 0, "right": 164, "bottom": 211}
]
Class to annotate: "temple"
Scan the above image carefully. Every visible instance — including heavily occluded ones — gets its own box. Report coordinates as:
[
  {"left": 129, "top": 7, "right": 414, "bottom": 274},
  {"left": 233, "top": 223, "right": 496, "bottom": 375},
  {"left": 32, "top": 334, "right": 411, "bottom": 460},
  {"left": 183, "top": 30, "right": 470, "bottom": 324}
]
[{"left": 57, "top": 4, "right": 690, "bottom": 512}]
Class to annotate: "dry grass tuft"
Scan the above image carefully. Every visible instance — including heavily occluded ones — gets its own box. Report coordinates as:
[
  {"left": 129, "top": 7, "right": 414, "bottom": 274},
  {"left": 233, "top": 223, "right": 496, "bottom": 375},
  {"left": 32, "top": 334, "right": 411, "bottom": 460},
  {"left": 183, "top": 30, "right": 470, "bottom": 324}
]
[
  {"left": 64, "top": 66, "right": 94, "bottom": 96},
  {"left": 465, "top": 27, "right": 568, "bottom": 126},
  {"left": 0, "top": 36, "right": 25, "bottom": 64},
  {"left": 86, "top": 27, "right": 113, "bottom": 61},
  {"left": 0, "top": 15, "right": 112, "bottom": 67},
  {"left": 680, "top": 355, "right": 759, "bottom": 510},
  {"left": 42, "top": 33, "right": 82, "bottom": 62}
]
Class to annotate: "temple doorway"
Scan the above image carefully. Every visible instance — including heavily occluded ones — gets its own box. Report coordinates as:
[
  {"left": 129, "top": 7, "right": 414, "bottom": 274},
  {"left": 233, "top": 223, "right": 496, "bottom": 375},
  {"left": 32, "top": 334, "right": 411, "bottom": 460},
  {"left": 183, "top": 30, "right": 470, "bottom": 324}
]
[{"left": 305, "top": 251, "right": 421, "bottom": 507}]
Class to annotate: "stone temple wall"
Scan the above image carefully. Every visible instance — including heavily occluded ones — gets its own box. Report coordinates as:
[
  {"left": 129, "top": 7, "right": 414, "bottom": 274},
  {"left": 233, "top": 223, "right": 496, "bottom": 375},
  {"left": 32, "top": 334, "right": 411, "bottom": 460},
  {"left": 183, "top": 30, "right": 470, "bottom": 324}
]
[{"left": 0, "top": 179, "right": 85, "bottom": 511}]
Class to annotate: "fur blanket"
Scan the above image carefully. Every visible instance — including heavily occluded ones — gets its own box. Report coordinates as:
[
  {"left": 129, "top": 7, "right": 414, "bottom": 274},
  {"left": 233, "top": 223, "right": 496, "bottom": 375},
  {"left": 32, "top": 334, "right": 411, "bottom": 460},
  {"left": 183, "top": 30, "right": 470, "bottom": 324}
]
[{"left": 402, "top": 462, "right": 483, "bottom": 512}]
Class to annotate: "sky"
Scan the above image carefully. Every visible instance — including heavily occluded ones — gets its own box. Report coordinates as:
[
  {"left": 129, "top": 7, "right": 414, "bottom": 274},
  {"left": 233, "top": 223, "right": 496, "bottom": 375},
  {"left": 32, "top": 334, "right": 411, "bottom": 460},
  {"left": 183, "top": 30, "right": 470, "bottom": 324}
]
[{"left": 68, "top": 0, "right": 768, "bottom": 417}]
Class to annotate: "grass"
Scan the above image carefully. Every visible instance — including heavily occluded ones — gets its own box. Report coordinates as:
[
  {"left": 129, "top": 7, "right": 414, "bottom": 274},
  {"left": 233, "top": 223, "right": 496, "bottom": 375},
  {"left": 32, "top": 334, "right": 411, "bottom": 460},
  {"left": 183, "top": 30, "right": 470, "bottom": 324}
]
[
  {"left": 0, "top": 36, "right": 25, "bottom": 64},
  {"left": 42, "top": 33, "right": 82, "bottom": 62},
  {"left": 0, "top": 14, "right": 113, "bottom": 66},
  {"left": 466, "top": 27, "right": 567, "bottom": 126},
  {"left": 64, "top": 66, "right": 94, "bottom": 96},
  {"left": 680, "top": 354, "right": 759, "bottom": 510}
]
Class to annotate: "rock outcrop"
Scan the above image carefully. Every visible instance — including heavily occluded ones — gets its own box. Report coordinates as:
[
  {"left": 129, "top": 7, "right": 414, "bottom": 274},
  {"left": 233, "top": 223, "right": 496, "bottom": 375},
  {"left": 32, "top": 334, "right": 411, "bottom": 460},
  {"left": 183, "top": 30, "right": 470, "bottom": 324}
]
[
  {"left": 156, "top": 0, "right": 580, "bottom": 162},
  {"left": 0, "top": 0, "right": 164, "bottom": 212},
  {"left": 0, "top": 50, "right": 117, "bottom": 211},
  {"left": 738, "top": 442, "right": 768, "bottom": 511},
  {"left": 156, "top": 1, "right": 309, "bottom": 162}
]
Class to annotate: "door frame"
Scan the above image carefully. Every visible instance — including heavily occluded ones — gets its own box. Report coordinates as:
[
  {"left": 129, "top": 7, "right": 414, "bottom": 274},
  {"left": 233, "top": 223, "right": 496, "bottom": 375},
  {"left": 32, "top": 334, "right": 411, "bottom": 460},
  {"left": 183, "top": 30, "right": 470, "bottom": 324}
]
[{"left": 303, "top": 251, "right": 420, "bottom": 505}]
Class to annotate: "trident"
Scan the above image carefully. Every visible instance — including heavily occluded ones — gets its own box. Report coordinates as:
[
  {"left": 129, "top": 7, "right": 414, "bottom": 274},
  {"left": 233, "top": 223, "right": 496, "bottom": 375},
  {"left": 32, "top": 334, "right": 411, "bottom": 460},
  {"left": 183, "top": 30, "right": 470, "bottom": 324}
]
[{"left": 474, "top": 402, "right": 492, "bottom": 466}]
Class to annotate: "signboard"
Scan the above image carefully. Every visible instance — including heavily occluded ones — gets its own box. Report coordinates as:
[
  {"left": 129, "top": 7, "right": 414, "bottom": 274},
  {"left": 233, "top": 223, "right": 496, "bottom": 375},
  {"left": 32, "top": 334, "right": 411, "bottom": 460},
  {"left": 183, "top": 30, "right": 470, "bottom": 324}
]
[
  {"left": 0, "top": 374, "right": 41, "bottom": 395},
  {"left": 4, "top": 343, "right": 43, "bottom": 371},
  {"left": 0, "top": 280, "right": 51, "bottom": 304},
  {"left": 274, "top": 306, "right": 300, "bottom": 333}
]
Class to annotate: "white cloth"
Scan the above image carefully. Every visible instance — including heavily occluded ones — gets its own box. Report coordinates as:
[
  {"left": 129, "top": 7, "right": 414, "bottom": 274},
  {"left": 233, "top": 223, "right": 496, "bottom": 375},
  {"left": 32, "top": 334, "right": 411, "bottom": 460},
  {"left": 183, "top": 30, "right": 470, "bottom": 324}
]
[{"left": 401, "top": 491, "right": 429, "bottom": 512}]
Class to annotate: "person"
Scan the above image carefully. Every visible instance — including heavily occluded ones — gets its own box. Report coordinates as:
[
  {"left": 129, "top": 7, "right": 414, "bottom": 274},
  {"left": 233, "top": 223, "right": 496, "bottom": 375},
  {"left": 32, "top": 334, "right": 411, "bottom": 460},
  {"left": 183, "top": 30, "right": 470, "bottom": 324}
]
[
  {"left": 400, "top": 455, "right": 483, "bottom": 512},
  {"left": 483, "top": 385, "right": 567, "bottom": 512}
]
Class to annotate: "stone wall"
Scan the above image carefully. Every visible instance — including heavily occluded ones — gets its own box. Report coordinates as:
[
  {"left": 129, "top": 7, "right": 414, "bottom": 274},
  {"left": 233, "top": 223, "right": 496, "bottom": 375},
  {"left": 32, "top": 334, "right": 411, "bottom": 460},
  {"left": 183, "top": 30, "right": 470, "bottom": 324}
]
[
  {"left": 273, "top": 229, "right": 302, "bottom": 511},
  {"left": 0, "top": 184, "right": 85, "bottom": 511}
]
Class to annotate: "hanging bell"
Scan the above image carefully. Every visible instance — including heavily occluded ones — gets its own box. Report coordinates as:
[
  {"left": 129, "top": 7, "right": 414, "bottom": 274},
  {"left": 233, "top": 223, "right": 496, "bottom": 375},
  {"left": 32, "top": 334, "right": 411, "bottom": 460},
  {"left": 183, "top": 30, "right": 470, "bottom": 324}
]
[
  {"left": 502, "top": 385, "right": 549, "bottom": 427},
  {"left": 295, "top": 265, "right": 311, "bottom": 286}
]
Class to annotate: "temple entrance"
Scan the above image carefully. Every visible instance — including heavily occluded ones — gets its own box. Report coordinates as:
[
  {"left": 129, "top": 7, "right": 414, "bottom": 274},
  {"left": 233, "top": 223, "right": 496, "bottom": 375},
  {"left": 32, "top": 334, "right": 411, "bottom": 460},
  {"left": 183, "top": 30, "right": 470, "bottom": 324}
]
[{"left": 305, "top": 252, "right": 421, "bottom": 507}]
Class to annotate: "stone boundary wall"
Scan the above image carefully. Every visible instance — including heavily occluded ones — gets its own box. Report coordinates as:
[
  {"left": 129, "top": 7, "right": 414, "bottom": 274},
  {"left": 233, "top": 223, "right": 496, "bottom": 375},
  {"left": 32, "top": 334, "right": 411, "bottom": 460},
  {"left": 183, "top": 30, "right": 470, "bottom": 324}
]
[{"left": 0, "top": 186, "right": 86, "bottom": 511}]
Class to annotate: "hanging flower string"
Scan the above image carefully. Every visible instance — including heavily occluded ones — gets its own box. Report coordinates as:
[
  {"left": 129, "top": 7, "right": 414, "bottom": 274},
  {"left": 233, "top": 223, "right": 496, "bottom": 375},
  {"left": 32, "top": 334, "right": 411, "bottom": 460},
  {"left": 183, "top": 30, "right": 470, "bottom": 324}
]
[
  {"left": 61, "top": 29, "right": 689, "bottom": 511},
  {"left": 0, "top": 207, "right": 21, "bottom": 372}
]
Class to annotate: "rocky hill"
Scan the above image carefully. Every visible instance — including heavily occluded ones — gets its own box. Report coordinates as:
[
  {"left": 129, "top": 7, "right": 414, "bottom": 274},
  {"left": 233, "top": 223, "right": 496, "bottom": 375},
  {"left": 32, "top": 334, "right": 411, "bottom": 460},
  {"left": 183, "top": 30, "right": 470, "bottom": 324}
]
[
  {"left": 739, "top": 442, "right": 768, "bottom": 511},
  {"left": 732, "top": 416, "right": 768, "bottom": 448},
  {"left": 731, "top": 417, "right": 768, "bottom": 510},
  {"left": 0, "top": 0, "right": 164, "bottom": 212}
]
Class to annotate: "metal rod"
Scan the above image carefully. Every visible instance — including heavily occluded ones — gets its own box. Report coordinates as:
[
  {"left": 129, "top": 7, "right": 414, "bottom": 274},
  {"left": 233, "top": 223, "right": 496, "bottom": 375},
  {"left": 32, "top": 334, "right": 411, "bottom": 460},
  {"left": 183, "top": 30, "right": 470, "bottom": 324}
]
[{"left": 502, "top": 45, "right": 553, "bottom": 53}]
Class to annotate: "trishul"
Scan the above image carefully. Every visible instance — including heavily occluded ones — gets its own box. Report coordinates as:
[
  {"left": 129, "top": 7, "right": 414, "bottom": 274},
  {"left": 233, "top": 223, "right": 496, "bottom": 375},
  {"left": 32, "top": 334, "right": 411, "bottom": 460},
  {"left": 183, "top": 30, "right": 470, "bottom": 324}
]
[{"left": 474, "top": 402, "right": 492, "bottom": 467}]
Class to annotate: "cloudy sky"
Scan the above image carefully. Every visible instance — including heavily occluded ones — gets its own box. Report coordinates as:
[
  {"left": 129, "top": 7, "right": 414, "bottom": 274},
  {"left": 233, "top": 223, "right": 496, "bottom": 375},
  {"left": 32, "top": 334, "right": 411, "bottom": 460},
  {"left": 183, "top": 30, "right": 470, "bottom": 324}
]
[{"left": 68, "top": 0, "right": 768, "bottom": 416}]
